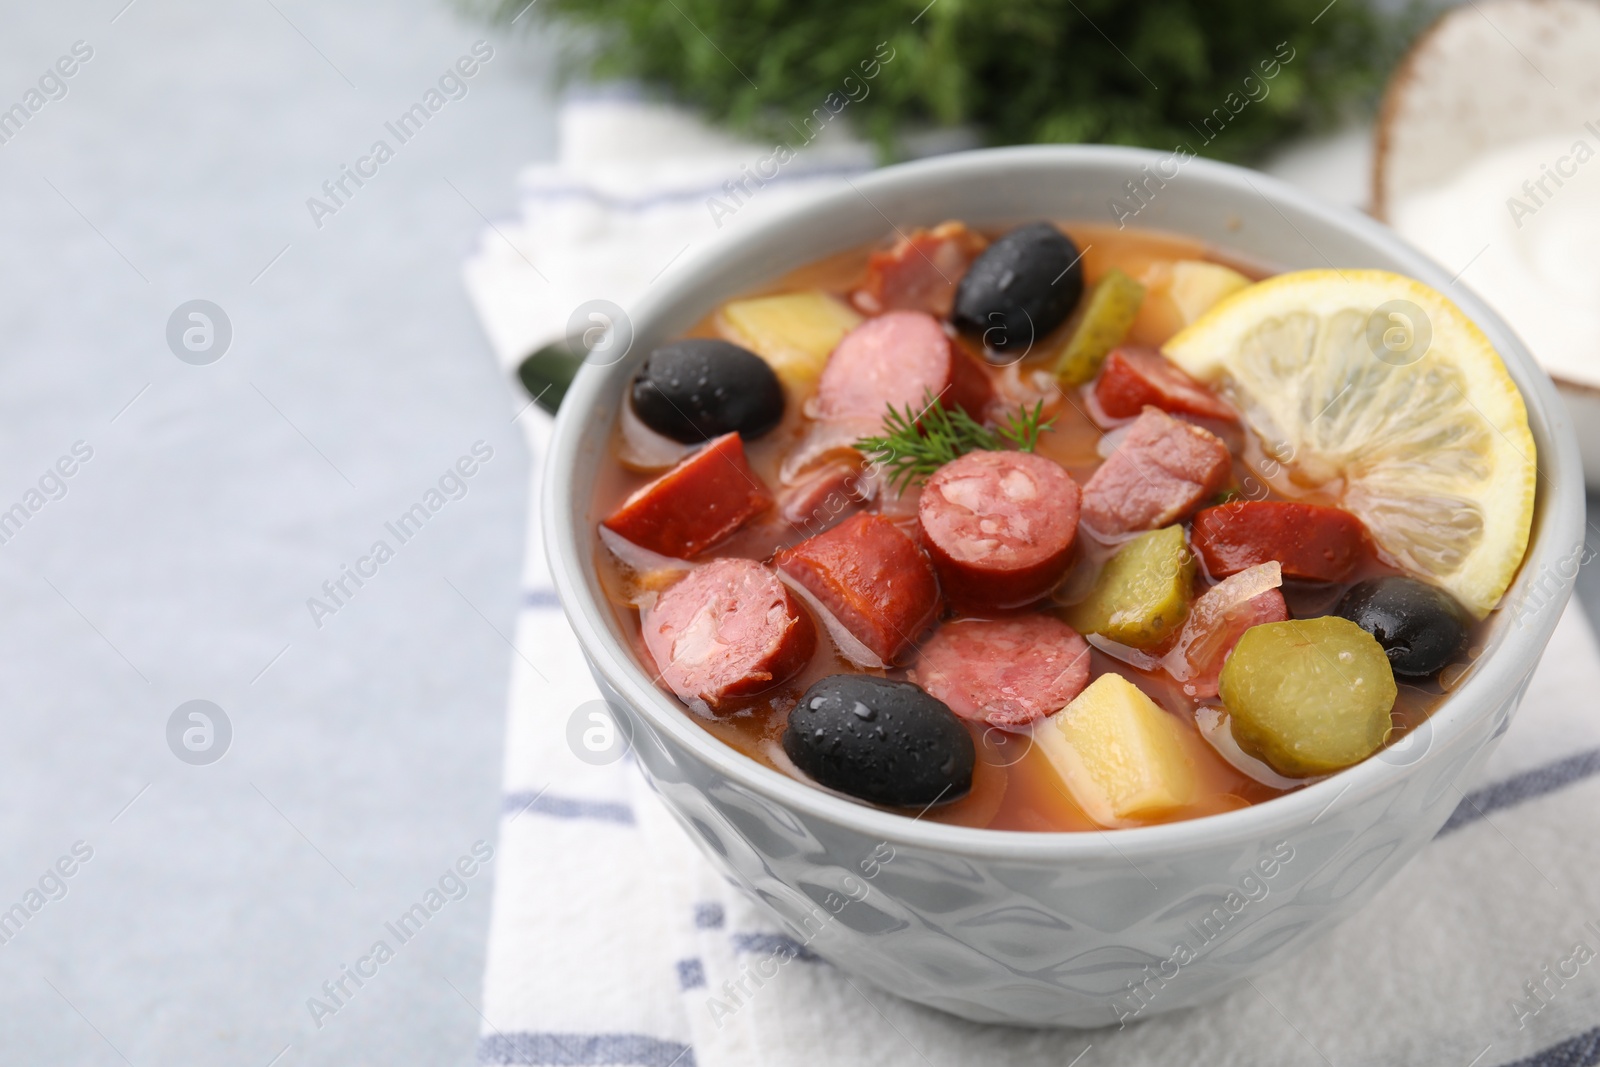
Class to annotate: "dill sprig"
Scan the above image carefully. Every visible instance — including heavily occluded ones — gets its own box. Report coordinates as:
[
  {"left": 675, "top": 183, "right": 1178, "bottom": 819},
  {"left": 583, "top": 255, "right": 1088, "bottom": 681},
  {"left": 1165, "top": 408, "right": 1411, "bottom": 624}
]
[
  {"left": 471, "top": 1, "right": 1409, "bottom": 166},
  {"left": 855, "top": 392, "right": 1055, "bottom": 495}
]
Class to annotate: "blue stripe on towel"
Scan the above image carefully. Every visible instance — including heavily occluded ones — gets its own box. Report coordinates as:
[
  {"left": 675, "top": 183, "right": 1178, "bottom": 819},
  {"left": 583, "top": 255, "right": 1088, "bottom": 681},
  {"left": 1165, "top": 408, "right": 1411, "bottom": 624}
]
[
  {"left": 692, "top": 902, "right": 724, "bottom": 930},
  {"left": 1493, "top": 1024, "right": 1600, "bottom": 1067},
  {"left": 502, "top": 791, "right": 636, "bottom": 826},
  {"left": 1439, "top": 748, "right": 1600, "bottom": 836},
  {"left": 731, "top": 932, "right": 822, "bottom": 963},
  {"left": 675, "top": 958, "right": 706, "bottom": 990},
  {"left": 523, "top": 589, "right": 562, "bottom": 610},
  {"left": 478, "top": 1032, "right": 694, "bottom": 1066}
]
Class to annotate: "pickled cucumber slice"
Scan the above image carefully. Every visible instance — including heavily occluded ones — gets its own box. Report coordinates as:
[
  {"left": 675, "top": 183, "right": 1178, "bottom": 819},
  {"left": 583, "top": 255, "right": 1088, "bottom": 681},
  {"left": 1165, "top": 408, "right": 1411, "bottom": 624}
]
[
  {"left": 1054, "top": 267, "right": 1146, "bottom": 385},
  {"left": 1067, "top": 526, "right": 1194, "bottom": 649},
  {"left": 716, "top": 291, "right": 863, "bottom": 388},
  {"left": 1219, "top": 616, "right": 1398, "bottom": 778}
]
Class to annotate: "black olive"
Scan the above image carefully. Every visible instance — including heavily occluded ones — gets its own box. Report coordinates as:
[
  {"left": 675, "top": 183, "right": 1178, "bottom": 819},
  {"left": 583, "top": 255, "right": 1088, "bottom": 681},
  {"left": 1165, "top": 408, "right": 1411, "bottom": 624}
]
[
  {"left": 630, "top": 339, "right": 784, "bottom": 443},
  {"left": 782, "top": 675, "right": 973, "bottom": 808},
  {"left": 951, "top": 222, "right": 1084, "bottom": 356},
  {"left": 1335, "top": 576, "right": 1472, "bottom": 677}
]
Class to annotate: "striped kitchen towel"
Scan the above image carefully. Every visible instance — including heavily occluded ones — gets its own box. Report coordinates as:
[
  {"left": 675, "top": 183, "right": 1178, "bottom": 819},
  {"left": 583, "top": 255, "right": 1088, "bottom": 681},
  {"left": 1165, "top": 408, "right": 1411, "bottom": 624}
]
[{"left": 462, "top": 93, "right": 1600, "bottom": 1067}]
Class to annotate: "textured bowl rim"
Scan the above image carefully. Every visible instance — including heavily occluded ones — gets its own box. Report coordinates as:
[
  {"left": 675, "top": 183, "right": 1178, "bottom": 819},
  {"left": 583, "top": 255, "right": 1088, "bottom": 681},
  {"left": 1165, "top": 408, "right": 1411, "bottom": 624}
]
[{"left": 543, "top": 144, "right": 1584, "bottom": 861}]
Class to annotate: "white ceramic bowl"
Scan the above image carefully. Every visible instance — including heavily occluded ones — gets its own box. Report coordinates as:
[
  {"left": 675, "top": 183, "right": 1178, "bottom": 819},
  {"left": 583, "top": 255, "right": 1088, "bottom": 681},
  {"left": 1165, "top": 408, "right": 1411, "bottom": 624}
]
[{"left": 544, "top": 146, "right": 1584, "bottom": 1028}]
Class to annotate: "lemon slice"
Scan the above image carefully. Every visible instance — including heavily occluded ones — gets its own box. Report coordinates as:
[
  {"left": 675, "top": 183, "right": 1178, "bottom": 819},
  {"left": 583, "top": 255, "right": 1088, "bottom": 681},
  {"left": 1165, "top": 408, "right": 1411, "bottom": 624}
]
[{"left": 1163, "top": 269, "right": 1535, "bottom": 618}]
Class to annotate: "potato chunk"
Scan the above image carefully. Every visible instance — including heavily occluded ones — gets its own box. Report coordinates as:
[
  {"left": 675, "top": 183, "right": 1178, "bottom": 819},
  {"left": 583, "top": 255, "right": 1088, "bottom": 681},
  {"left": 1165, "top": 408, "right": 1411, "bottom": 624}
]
[
  {"left": 1168, "top": 260, "right": 1251, "bottom": 323},
  {"left": 1035, "top": 673, "right": 1200, "bottom": 825},
  {"left": 716, "top": 291, "right": 862, "bottom": 388},
  {"left": 1130, "top": 259, "right": 1252, "bottom": 345}
]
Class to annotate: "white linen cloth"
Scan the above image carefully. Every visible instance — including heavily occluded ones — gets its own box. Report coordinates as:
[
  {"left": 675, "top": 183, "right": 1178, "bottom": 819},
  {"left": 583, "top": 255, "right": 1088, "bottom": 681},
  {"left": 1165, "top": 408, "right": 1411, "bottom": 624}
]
[{"left": 462, "top": 93, "right": 1600, "bottom": 1067}]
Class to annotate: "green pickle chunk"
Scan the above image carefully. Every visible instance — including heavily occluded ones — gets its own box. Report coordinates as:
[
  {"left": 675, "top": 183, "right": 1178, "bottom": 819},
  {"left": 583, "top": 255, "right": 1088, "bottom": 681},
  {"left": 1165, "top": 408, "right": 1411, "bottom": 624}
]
[
  {"left": 1067, "top": 526, "right": 1193, "bottom": 649},
  {"left": 1054, "top": 267, "right": 1145, "bottom": 385},
  {"left": 1220, "top": 617, "right": 1398, "bottom": 778}
]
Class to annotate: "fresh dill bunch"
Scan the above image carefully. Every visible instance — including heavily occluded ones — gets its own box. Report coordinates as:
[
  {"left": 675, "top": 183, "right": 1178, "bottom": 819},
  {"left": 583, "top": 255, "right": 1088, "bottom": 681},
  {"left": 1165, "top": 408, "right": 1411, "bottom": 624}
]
[
  {"left": 467, "top": 0, "right": 1420, "bottom": 163},
  {"left": 856, "top": 393, "right": 1054, "bottom": 494}
]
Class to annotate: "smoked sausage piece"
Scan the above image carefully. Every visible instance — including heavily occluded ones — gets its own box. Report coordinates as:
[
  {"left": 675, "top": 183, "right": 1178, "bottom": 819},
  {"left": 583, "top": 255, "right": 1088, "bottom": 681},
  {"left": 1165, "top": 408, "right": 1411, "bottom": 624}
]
[
  {"left": 1191, "top": 500, "right": 1370, "bottom": 582},
  {"left": 642, "top": 558, "right": 815, "bottom": 708},
  {"left": 1093, "top": 346, "right": 1236, "bottom": 422},
  {"left": 917, "top": 450, "right": 1081, "bottom": 609},
  {"left": 774, "top": 512, "right": 941, "bottom": 666},
  {"left": 601, "top": 432, "right": 772, "bottom": 558}
]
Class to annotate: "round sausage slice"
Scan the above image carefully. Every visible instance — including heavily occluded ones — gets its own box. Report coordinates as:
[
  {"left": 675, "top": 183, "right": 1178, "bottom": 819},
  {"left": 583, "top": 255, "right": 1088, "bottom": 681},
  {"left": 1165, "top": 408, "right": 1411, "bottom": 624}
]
[
  {"left": 813, "top": 310, "right": 993, "bottom": 420},
  {"left": 642, "top": 558, "right": 815, "bottom": 710},
  {"left": 918, "top": 450, "right": 1081, "bottom": 610},
  {"left": 910, "top": 616, "right": 1091, "bottom": 728}
]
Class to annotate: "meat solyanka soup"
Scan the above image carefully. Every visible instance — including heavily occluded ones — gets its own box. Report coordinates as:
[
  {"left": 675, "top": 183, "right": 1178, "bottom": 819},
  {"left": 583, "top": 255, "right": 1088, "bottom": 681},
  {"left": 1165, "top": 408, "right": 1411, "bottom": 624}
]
[{"left": 590, "top": 220, "right": 1537, "bottom": 832}]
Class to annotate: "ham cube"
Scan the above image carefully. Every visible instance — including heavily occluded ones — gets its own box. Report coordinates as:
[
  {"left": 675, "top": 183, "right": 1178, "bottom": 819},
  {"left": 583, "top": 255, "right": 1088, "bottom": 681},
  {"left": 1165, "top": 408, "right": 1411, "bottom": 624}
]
[
  {"left": 852, "top": 221, "right": 988, "bottom": 318},
  {"left": 1080, "top": 408, "right": 1231, "bottom": 537}
]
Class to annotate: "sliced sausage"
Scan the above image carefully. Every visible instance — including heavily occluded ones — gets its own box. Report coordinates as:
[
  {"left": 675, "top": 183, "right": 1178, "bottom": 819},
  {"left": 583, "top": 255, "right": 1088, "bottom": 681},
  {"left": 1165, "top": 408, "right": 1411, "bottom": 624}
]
[
  {"left": 852, "top": 221, "right": 988, "bottom": 319},
  {"left": 910, "top": 616, "right": 1091, "bottom": 728},
  {"left": 1191, "top": 501, "right": 1370, "bottom": 582},
  {"left": 1093, "top": 346, "right": 1236, "bottom": 422},
  {"left": 917, "top": 450, "right": 1081, "bottom": 610},
  {"left": 1080, "top": 407, "right": 1231, "bottom": 537},
  {"left": 642, "top": 558, "right": 815, "bottom": 709},
  {"left": 813, "top": 311, "right": 993, "bottom": 422},
  {"left": 774, "top": 512, "right": 940, "bottom": 666},
  {"left": 1162, "top": 562, "right": 1289, "bottom": 699},
  {"left": 602, "top": 432, "right": 772, "bottom": 558}
]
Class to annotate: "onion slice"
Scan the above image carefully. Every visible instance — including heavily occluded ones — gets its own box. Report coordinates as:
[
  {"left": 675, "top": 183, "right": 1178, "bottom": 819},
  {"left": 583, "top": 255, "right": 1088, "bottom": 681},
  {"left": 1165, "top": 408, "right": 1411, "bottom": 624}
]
[
  {"left": 1162, "top": 561, "right": 1284, "bottom": 692},
  {"left": 1082, "top": 632, "right": 1161, "bottom": 672},
  {"left": 598, "top": 526, "right": 693, "bottom": 606},
  {"left": 619, "top": 399, "right": 695, "bottom": 472},
  {"left": 779, "top": 417, "right": 877, "bottom": 486}
]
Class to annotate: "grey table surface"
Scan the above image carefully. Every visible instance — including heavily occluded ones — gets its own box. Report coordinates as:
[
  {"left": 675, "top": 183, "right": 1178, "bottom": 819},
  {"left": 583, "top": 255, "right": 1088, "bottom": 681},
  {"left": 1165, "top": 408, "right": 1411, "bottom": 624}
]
[
  {"left": 0, "top": 1, "right": 556, "bottom": 1064},
  {"left": 3, "top": 4, "right": 1600, "bottom": 1066}
]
